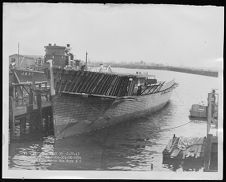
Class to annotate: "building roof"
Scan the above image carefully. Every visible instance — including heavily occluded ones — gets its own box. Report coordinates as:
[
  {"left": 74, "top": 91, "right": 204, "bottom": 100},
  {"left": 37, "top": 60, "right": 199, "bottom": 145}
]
[
  {"left": 44, "top": 45, "right": 66, "bottom": 49},
  {"left": 9, "top": 54, "right": 44, "bottom": 59}
]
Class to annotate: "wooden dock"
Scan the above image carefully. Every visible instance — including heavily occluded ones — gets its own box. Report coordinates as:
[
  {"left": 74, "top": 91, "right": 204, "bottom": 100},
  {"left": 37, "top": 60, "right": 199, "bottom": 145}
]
[
  {"left": 162, "top": 134, "right": 206, "bottom": 171},
  {"left": 163, "top": 135, "right": 206, "bottom": 162},
  {"left": 9, "top": 82, "right": 53, "bottom": 141},
  {"left": 163, "top": 90, "right": 218, "bottom": 171}
]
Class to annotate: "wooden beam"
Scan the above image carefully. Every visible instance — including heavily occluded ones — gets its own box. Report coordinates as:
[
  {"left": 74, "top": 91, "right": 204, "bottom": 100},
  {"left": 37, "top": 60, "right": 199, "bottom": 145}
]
[
  {"left": 61, "top": 91, "right": 117, "bottom": 99},
  {"left": 90, "top": 73, "right": 105, "bottom": 94},
  {"left": 106, "top": 75, "right": 118, "bottom": 96},
  {"left": 67, "top": 71, "right": 81, "bottom": 92},
  {"left": 85, "top": 72, "right": 100, "bottom": 93},
  {"left": 12, "top": 81, "right": 48, "bottom": 86}
]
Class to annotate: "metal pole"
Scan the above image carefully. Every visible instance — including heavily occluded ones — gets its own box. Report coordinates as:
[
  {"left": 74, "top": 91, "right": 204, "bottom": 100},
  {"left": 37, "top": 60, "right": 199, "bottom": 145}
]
[
  {"left": 18, "top": 43, "right": 20, "bottom": 67},
  {"left": 85, "top": 51, "right": 88, "bottom": 69}
]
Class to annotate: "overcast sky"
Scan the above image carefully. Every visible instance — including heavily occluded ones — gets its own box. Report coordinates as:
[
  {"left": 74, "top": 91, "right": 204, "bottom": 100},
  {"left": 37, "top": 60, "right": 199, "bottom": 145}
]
[{"left": 3, "top": 3, "right": 224, "bottom": 70}]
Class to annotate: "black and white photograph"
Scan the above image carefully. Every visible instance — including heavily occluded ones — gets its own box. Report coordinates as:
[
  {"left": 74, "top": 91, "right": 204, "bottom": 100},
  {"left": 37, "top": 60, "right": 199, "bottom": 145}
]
[{"left": 2, "top": 3, "right": 223, "bottom": 180}]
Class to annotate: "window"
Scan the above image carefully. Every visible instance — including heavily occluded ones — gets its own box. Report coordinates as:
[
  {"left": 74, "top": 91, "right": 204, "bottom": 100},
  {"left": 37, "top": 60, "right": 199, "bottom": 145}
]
[{"left": 11, "top": 58, "right": 16, "bottom": 63}]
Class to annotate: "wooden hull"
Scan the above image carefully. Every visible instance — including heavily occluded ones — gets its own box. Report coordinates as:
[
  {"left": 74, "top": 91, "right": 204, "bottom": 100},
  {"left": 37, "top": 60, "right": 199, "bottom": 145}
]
[{"left": 52, "top": 82, "right": 176, "bottom": 139}]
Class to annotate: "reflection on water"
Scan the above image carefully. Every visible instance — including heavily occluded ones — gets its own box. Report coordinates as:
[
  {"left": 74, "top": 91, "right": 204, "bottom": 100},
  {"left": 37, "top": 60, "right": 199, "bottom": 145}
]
[{"left": 8, "top": 69, "right": 220, "bottom": 171}]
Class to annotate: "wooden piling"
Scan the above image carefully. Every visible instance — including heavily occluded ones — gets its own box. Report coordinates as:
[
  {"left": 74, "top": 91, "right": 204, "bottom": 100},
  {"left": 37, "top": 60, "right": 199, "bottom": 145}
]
[
  {"left": 204, "top": 134, "right": 212, "bottom": 171},
  {"left": 30, "top": 112, "right": 36, "bottom": 132},
  {"left": 28, "top": 87, "right": 34, "bottom": 111},
  {"left": 20, "top": 117, "right": 26, "bottom": 135},
  {"left": 25, "top": 87, "right": 33, "bottom": 134},
  {"left": 207, "top": 93, "right": 212, "bottom": 135},
  {"left": 36, "top": 90, "right": 43, "bottom": 130},
  {"left": 46, "top": 115, "right": 51, "bottom": 134},
  {"left": 9, "top": 96, "right": 15, "bottom": 140}
]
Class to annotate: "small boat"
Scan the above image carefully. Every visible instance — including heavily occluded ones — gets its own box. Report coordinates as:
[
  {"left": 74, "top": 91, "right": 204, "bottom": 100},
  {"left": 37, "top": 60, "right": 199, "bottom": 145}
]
[{"left": 189, "top": 104, "right": 207, "bottom": 119}]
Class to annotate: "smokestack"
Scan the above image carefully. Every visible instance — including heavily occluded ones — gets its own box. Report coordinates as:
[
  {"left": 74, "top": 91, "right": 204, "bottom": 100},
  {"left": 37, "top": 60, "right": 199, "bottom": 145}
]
[{"left": 85, "top": 51, "right": 88, "bottom": 68}]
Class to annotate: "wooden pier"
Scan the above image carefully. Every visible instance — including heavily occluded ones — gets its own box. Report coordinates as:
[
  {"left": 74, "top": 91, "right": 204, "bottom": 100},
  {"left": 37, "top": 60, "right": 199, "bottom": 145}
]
[
  {"left": 9, "top": 82, "right": 53, "bottom": 141},
  {"left": 163, "top": 90, "right": 218, "bottom": 171},
  {"left": 162, "top": 134, "right": 206, "bottom": 171}
]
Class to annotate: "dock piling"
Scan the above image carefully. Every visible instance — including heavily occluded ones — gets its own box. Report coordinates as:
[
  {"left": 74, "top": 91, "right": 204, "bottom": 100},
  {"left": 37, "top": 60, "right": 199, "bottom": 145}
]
[
  {"left": 20, "top": 117, "right": 26, "bottom": 136},
  {"left": 9, "top": 96, "right": 16, "bottom": 140},
  {"left": 36, "top": 90, "right": 43, "bottom": 130}
]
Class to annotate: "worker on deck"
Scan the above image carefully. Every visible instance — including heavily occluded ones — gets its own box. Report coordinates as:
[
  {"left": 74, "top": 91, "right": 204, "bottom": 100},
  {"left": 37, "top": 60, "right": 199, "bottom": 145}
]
[
  {"left": 107, "top": 65, "right": 112, "bottom": 73},
  {"left": 99, "top": 64, "right": 104, "bottom": 72}
]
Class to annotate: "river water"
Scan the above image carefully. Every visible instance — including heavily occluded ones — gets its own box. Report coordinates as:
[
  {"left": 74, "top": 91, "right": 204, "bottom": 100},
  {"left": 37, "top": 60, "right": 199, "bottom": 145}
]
[{"left": 8, "top": 68, "right": 221, "bottom": 171}]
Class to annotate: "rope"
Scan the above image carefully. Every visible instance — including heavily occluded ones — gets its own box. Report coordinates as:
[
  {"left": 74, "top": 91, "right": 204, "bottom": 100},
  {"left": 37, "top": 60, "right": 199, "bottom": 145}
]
[{"left": 158, "top": 121, "right": 192, "bottom": 132}]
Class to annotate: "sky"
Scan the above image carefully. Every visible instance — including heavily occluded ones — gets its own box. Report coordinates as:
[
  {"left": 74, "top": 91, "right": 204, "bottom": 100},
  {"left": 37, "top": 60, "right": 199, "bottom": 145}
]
[{"left": 3, "top": 3, "right": 224, "bottom": 70}]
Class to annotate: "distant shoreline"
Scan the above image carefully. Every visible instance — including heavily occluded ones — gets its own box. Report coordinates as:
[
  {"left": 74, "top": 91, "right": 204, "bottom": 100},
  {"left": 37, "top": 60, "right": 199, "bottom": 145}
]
[{"left": 109, "top": 64, "right": 219, "bottom": 77}]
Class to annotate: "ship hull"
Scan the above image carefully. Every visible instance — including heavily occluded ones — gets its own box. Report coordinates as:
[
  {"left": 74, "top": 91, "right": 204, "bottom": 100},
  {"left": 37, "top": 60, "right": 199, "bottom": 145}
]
[{"left": 52, "top": 84, "right": 175, "bottom": 139}]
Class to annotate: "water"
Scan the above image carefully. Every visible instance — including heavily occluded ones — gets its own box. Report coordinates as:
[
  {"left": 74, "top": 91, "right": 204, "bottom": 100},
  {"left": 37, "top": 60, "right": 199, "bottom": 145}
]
[{"left": 8, "top": 68, "right": 221, "bottom": 171}]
